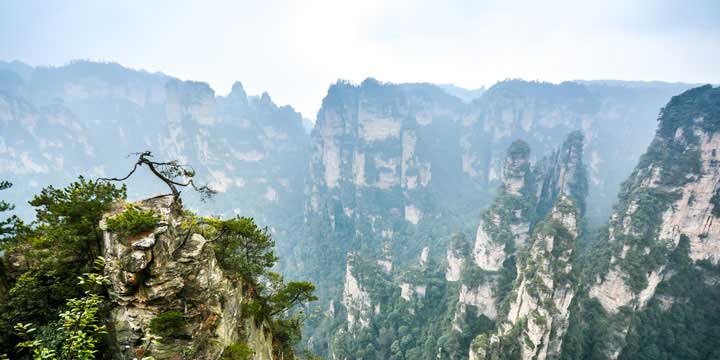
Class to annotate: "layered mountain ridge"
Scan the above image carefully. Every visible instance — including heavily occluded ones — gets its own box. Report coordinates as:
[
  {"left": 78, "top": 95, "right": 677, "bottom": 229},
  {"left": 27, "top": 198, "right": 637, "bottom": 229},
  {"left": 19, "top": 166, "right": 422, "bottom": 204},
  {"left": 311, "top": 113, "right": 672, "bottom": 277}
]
[
  {"left": 321, "top": 130, "right": 588, "bottom": 359},
  {"left": 1, "top": 60, "right": 715, "bottom": 359},
  {"left": 0, "top": 60, "right": 309, "bottom": 260}
]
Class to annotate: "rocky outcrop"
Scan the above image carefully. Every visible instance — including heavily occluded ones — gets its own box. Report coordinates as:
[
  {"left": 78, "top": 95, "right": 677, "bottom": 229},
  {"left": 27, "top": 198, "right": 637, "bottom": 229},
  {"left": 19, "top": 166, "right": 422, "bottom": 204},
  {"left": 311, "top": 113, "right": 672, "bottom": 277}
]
[
  {"left": 471, "top": 196, "right": 579, "bottom": 360},
  {"left": 534, "top": 131, "right": 588, "bottom": 217},
  {"left": 461, "top": 80, "right": 694, "bottom": 224},
  {"left": 580, "top": 85, "right": 720, "bottom": 358},
  {"left": 446, "top": 234, "right": 470, "bottom": 282},
  {"left": 341, "top": 256, "right": 374, "bottom": 330},
  {"left": 101, "top": 195, "right": 274, "bottom": 360},
  {"left": 461, "top": 132, "right": 586, "bottom": 359},
  {"left": 472, "top": 140, "right": 532, "bottom": 273}
]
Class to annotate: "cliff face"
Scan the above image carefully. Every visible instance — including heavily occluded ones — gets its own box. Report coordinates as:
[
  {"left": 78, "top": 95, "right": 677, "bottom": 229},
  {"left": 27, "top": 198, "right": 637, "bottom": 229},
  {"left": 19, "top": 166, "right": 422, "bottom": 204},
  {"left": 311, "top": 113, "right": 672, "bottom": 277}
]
[
  {"left": 470, "top": 196, "right": 580, "bottom": 360},
  {"left": 297, "top": 79, "right": 468, "bottom": 298},
  {"left": 461, "top": 80, "right": 690, "bottom": 224},
  {"left": 297, "top": 79, "right": 685, "bottom": 318},
  {"left": 327, "top": 131, "right": 588, "bottom": 359},
  {"left": 566, "top": 85, "right": 720, "bottom": 359},
  {"left": 101, "top": 195, "right": 274, "bottom": 360}
]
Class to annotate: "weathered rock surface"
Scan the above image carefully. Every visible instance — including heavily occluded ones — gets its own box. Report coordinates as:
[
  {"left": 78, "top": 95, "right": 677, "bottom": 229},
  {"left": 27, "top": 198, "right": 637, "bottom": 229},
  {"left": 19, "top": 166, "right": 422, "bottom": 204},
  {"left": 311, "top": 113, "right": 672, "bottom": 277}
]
[
  {"left": 101, "top": 195, "right": 274, "bottom": 360},
  {"left": 471, "top": 196, "right": 579, "bottom": 360},
  {"left": 341, "top": 256, "right": 374, "bottom": 330},
  {"left": 582, "top": 85, "right": 720, "bottom": 358}
]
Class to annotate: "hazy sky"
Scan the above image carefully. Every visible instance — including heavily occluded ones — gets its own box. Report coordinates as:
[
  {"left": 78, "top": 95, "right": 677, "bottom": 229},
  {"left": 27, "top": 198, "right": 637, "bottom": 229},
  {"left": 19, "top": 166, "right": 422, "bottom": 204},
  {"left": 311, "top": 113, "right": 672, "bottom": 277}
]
[{"left": 1, "top": 0, "right": 719, "bottom": 118}]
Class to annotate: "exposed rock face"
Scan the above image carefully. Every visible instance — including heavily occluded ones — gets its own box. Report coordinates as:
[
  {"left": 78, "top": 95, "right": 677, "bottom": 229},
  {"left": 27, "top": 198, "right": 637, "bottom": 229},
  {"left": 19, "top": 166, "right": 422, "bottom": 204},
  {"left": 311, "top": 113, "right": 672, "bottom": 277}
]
[
  {"left": 471, "top": 196, "right": 579, "bottom": 360},
  {"left": 101, "top": 195, "right": 274, "bottom": 360},
  {"left": 299, "top": 80, "right": 688, "bottom": 316},
  {"left": 472, "top": 140, "right": 532, "bottom": 274},
  {"left": 328, "top": 132, "right": 589, "bottom": 359},
  {"left": 461, "top": 80, "right": 693, "bottom": 224},
  {"left": 341, "top": 256, "right": 374, "bottom": 330},
  {"left": 461, "top": 133, "right": 587, "bottom": 359},
  {"left": 298, "top": 79, "right": 469, "bottom": 299},
  {"left": 534, "top": 131, "right": 588, "bottom": 217},
  {"left": 581, "top": 85, "right": 720, "bottom": 358},
  {"left": 446, "top": 238, "right": 468, "bottom": 282},
  {"left": 455, "top": 283, "right": 497, "bottom": 324}
]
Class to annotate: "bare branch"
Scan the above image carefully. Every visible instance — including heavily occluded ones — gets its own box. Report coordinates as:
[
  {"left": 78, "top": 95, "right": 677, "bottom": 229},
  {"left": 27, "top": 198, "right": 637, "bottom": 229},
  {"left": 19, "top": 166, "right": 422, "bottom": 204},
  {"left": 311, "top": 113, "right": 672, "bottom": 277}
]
[{"left": 98, "top": 150, "right": 216, "bottom": 203}]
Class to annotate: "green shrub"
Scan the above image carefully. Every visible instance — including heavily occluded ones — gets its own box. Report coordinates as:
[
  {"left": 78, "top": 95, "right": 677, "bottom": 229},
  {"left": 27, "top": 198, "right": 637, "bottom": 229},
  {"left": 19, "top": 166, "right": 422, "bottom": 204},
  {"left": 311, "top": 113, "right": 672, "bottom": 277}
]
[
  {"left": 106, "top": 205, "right": 159, "bottom": 237},
  {"left": 149, "top": 310, "right": 186, "bottom": 338},
  {"left": 221, "top": 343, "right": 254, "bottom": 360}
]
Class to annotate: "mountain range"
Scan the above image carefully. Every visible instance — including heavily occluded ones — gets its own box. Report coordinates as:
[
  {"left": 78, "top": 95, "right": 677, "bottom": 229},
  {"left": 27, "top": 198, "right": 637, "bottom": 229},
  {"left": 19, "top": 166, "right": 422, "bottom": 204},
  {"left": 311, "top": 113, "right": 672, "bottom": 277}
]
[{"left": 1, "top": 60, "right": 717, "bottom": 359}]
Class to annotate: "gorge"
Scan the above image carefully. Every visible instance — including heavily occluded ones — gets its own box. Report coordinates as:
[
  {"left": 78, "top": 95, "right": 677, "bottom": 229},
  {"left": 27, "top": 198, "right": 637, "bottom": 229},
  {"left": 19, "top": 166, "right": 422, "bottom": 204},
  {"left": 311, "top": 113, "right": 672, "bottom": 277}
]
[{"left": 1, "top": 60, "right": 718, "bottom": 359}]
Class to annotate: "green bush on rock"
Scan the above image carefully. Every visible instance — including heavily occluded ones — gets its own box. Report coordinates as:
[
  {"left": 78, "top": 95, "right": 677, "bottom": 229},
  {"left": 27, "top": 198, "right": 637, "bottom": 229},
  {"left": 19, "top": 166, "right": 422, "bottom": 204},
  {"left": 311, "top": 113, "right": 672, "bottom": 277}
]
[
  {"left": 222, "top": 343, "right": 254, "bottom": 360},
  {"left": 105, "top": 205, "right": 160, "bottom": 237}
]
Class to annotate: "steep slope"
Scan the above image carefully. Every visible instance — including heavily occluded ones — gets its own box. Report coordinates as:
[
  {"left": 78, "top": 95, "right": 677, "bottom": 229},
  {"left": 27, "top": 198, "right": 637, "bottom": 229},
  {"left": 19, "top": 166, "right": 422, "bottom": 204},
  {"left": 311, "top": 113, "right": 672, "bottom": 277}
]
[
  {"left": 0, "top": 60, "right": 310, "bottom": 261},
  {"left": 461, "top": 80, "right": 692, "bottom": 224},
  {"left": 296, "top": 79, "right": 469, "bottom": 298},
  {"left": 297, "top": 78, "right": 687, "bottom": 304},
  {"left": 563, "top": 84, "right": 720, "bottom": 359},
  {"left": 470, "top": 196, "right": 580, "bottom": 360},
  {"left": 324, "top": 131, "right": 588, "bottom": 359}
]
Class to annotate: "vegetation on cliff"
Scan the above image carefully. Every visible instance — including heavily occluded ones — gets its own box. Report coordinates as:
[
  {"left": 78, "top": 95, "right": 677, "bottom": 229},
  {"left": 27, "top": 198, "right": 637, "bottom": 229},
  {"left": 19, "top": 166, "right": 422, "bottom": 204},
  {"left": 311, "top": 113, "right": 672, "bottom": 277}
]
[{"left": 0, "top": 154, "right": 317, "bottom": 359}]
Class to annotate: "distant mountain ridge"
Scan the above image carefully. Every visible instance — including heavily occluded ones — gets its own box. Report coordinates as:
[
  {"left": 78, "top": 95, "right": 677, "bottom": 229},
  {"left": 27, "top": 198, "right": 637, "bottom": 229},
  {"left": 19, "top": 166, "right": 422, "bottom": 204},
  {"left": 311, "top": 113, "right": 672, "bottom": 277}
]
[
  {"left": 0, "top": 60, "right": 707, "bottom": 359},
  {"left": 0, "top": 60, "right": 310, "bottom": 262}
]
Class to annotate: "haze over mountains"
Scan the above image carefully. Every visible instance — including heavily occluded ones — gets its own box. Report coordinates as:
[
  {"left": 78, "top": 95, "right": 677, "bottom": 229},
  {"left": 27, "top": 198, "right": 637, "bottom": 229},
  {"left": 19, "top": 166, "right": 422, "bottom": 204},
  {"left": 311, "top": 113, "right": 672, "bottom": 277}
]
[{"left": 2, "top": 59, "right": 718, "bottom": 359}]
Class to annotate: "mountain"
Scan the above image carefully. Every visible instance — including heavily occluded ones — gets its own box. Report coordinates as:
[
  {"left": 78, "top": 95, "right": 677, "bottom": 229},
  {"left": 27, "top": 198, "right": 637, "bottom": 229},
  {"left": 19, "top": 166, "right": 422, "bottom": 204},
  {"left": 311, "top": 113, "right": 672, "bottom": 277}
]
[
  {"left": 309, "top": 82, "right": 720, "bottom": 360},
  {"left": 0, "top": 60, "right": 310, "bottom": 260},
  {"left": 0, "top": 60, "right": 710, "bottom": 359},
  {"left": 437, "top": 84, "right": 486, "bottom": 103},
  {"left": 293, "top": 77, "right": 695, "bottom": 354},
  {"left": 562, "top": 84, "right": 720, "bottom": 359},
  {"left": 319, "top": 131, "right": 587, "bottom": 359}
]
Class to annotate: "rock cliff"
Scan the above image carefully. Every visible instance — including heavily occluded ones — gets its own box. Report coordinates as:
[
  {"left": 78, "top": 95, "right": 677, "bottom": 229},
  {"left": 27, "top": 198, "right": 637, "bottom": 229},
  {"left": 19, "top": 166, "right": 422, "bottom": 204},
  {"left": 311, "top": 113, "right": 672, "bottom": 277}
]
[
  {"left": 101, "top": 195, "right": 275, "bottom": 360},
  {"left": 470, "top": 196, "right": 580, "bottom": 360},
  {"left": 565, "top": 84, "right": 720, "bottom": 359},
  {"left": 327, "top": 131, "right": 588, "bottom": 359}
]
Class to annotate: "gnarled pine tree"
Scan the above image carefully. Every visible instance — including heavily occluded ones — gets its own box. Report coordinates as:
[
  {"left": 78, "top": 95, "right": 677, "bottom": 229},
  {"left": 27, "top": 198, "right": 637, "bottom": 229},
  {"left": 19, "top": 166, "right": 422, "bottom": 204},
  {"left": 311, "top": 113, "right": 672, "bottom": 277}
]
[{"left": 99, "top": 151, "right": 216, "bottom": 203}]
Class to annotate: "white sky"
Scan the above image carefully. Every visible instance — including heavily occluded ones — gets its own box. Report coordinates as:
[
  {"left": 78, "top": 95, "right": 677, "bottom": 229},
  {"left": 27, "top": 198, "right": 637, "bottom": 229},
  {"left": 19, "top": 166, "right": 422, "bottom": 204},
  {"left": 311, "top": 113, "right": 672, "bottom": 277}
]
[{"left": 1, "top": 0, "right": 719, "bottom": 119}]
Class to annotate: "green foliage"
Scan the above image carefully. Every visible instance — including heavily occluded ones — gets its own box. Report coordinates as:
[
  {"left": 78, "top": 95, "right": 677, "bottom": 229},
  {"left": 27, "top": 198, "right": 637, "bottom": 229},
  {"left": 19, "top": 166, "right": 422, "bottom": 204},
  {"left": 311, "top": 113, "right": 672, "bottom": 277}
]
[
  {"left": 57, "top": 259, "right": 109, "bottom": 360},
  {"left": 657, "top": 84, "right": 720, "bottom": 139},
  {"left": 198, "top": 214, "right": 317, "bottom": 358},
  {"left": 618, "top": 235, "right": 720, "bottom": 360},
  {"left": 105, "top": 205, "right": 160, "bottom": 237},
  {"left": 507, "top": 140, "right": 530, "bottom": 160},
  {"left": 610, "top": 187, "right": 680, "bottom": 293},
  {"left": 0, "top": 172, "right": 315, "bottom": 359},
  {"left": 268, "top": 281, "right": 318, "bottom": 317},
  {"left": 149, "top": 310, "right": 186, "bottom": 339},
  {"left": 28, "top": 176, "right": 127, "bottom": 260},
  {"left": 11, "top": 258, "right": 109, "bottom": 360},
  {"left": 221, "top": 343, "right": 254, "bottom": 360},
  {"left": 203, "top": 216, "right": 278, "bottom": 283},
  {"left": 0, "top": 178, "right": 124, "bottom": 357},
  {"left": 0, "top": 180, "right": 20, "bottom": 242}
]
